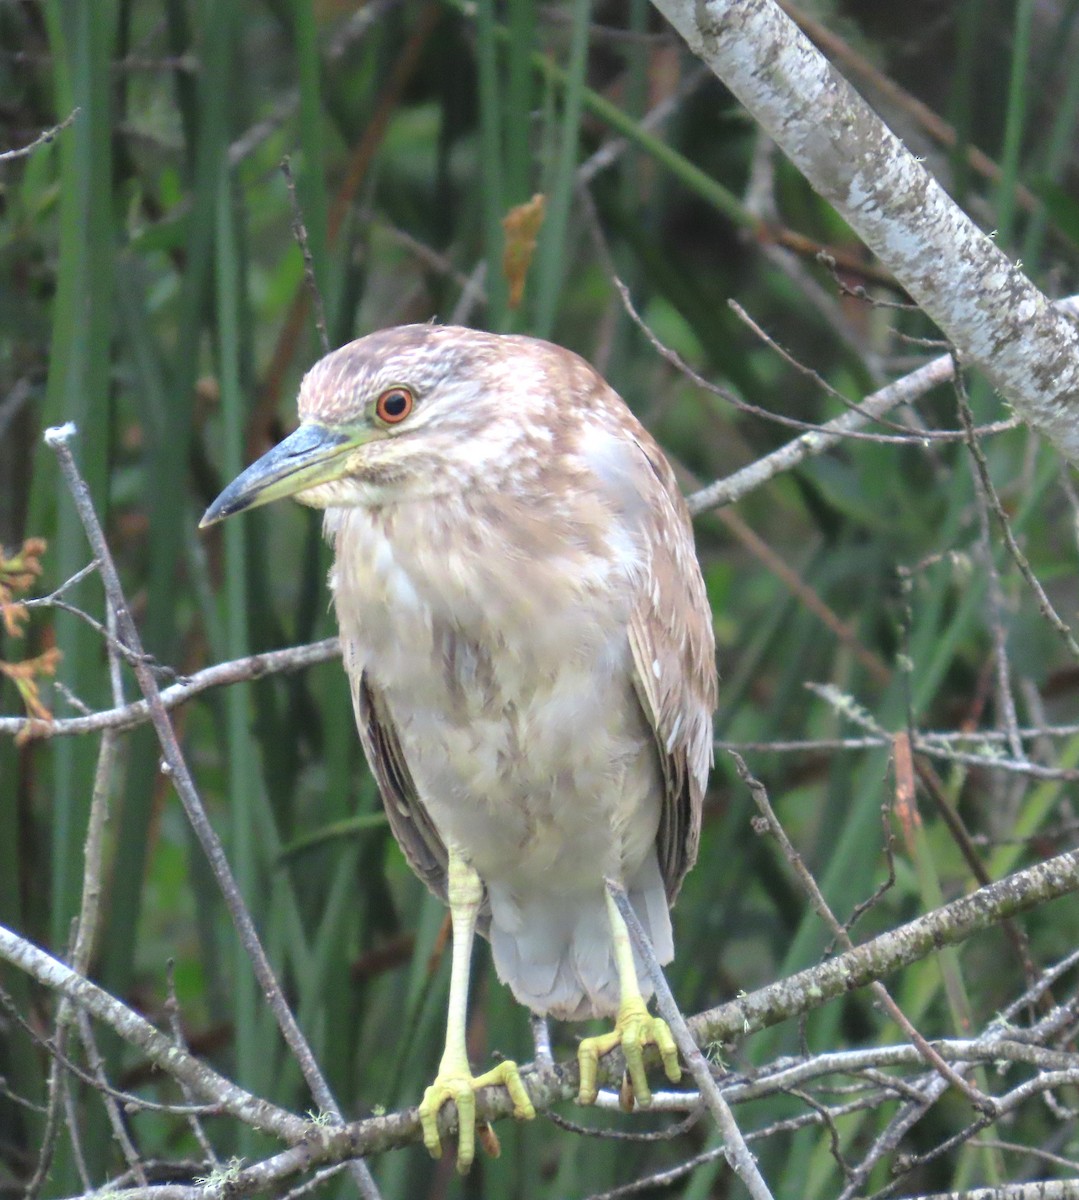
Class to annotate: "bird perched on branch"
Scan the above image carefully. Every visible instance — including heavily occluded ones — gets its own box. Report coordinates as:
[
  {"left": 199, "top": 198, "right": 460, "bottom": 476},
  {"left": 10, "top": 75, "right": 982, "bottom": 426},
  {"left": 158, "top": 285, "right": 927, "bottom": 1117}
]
[{"left": 202, "top": 324, "right": 716, "bottom": 1172}]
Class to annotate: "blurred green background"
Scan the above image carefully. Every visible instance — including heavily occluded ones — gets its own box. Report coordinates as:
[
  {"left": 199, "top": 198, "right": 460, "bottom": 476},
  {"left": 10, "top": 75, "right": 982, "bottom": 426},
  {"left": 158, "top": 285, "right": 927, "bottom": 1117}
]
[{"left": 4, "top": 1, "right": 1079, "bottom": 1196}]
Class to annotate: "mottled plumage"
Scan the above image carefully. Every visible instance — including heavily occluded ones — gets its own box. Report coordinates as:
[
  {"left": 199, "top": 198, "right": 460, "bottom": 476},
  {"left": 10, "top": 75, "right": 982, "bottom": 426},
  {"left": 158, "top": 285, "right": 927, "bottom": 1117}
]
[{"left": 202, "top": 323, "right": 717, "bottom": 1169}]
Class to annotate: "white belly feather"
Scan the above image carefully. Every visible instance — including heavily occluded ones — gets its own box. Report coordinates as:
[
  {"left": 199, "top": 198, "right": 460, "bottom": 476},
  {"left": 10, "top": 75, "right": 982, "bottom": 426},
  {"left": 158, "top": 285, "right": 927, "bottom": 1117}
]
[{"left": 325, "top": 494, "right": 671, "bottom": 1018}]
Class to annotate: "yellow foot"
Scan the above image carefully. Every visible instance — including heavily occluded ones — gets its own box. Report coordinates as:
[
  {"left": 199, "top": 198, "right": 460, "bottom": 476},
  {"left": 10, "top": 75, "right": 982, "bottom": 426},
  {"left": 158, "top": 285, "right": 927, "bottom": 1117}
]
[
  {"left": 577, "top": 995, "right": 681, "bottom": 1108},
  {"left": 418, "top": 1059, "right": 535, "bottom": 1174}
]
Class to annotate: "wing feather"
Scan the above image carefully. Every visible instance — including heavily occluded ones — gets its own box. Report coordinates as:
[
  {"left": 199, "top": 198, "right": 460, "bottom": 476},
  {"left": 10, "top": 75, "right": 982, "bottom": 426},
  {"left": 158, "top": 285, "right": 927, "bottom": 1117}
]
[
  {"left": 625, "top": 435, "right": 717, "bottom": 902},
  {"left": 352, "top": 673, "right": 449, "bottom": 905}
]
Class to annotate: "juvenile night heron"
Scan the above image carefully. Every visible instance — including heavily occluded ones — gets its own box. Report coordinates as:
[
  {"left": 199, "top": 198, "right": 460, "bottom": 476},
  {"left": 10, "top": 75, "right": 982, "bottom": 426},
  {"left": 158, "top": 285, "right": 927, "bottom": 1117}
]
[{"left": 202, "top": 324, "right": 717, "bottom": 1171}]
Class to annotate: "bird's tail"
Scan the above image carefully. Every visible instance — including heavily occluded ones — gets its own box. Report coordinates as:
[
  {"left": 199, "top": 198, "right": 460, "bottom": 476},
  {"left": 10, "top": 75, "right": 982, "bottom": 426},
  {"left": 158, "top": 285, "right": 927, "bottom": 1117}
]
[{"left": 485, "top": 853, "right": 673, "bottom": 1022}]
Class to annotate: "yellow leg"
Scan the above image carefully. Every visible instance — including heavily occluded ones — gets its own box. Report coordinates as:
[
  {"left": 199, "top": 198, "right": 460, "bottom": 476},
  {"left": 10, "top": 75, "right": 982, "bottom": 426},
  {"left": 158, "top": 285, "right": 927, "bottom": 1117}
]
[
  {"left": 418, "top": 849, "right": 535, "bottom": 1173},
  {"left": 577, "top": 889, "right": 681, "bottom": 1108}
]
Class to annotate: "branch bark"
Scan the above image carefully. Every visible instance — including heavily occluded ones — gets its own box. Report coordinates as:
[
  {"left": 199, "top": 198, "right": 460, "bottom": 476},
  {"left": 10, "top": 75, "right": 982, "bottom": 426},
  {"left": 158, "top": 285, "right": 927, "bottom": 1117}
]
[
  {"left": 42, "top": 426, "right": 381, "bottom": 1200},
  {"left": 6, "top": 832, "right": 1077, "bottom": 1182},
  {"left": 689, "top": 842, "right": 1079, "bottom": 1049},
  {"left": 649, "top": 0, "right": 1079, "bottom": 460},
  {"left": 0, "top": 923, "right": 304, "bottom": 1141}
]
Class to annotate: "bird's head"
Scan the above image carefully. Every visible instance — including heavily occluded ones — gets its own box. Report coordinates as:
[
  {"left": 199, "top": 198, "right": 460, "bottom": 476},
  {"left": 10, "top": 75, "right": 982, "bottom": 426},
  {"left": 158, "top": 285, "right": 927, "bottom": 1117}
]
[{"left": 200, "top": 324, "right": 568, "bottom": 527}]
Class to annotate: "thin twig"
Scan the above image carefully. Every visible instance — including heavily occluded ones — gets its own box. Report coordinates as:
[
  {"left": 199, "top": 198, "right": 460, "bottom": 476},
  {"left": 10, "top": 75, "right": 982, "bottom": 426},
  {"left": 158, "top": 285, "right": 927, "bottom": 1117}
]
[
  {"left": 581, "top": 189, "right": 1022, "bottom": 467},
  {"left": 0, "top": 638, "right": 341, "bottom": 740},
  {"left": 0, "top": 378, "right": 38, "bottom": 440},
  {"left": 60, "top": 1081, "right": 91, "bottom": 1191},
  {"left": 165, "top": 959, "right": 220, "bottom": 1170},
  {"left": 957, "top": 379, "right": 1079, "bottom": 663},
  {"left": 28, "top": 667, "right": 122, "bottom": 1200},
  {"left": 605, "top": 880, "right": 776, "bottom": 1200},
  {"left": 836, "top": 963, "right": 1079, "bottom": 1200},
  {"left": 684, "top": 297, "right": 1079, "bottom": 512},
  {"left": 728, "top": 298, "right": 949, "bottom": 440},
  {"left": 281, "top": 157, "right": 330, "bottom": 356},
  {"left": 956, "top": 371, "right": 1026, "bottom": 762},
  {"left": 742, "top": 133, "right": 886, "bottom": 379},
  {"left": 76, "top": 1012, "right": 149, "bottom": 1184},
  {"left": 546, "top": 1106, "right": 703, "bottom": 1142},
  {"left": 42, "top": 425, "right": 381, "bottom": 1200},
  {"left": 0, "top": 108, "right": 80, "bottom": 163},
  {"left": 733, "top": 752, "right": 999, "bottom": 1116},
  {"left": 24, "top": 595, "right": 168, "bottom": 678},
  {"left": 0, "top": 924, "right": 305, "bottom": 1141}
]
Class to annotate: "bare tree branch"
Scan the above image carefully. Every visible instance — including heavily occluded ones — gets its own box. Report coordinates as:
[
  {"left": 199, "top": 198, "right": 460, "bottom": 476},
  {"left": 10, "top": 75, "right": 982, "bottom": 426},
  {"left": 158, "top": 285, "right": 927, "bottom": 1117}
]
[
  {"left": 649, "top": 0, "right": 1079, "bottom": 459},
  {"left": 42, "top": 424, "right": 382, "bottom": 1200},
  {"left": 0, "top": 923, "right": 304, "bottom": 1140},
  {"left": 896, "top": 1185, "right": 1079, "bottom": 1200},
  {"left": 606, "top": 880, "right": 775, "bottom": 1200},
  {"left": 0, "top": 637, "right": 340, "bottom": 740},
  {"left": 0, "top": 108, "right": 80, "bottom": 163},
  {"left": 686, "top": 296, "right": 1079, "bottom": 513}
]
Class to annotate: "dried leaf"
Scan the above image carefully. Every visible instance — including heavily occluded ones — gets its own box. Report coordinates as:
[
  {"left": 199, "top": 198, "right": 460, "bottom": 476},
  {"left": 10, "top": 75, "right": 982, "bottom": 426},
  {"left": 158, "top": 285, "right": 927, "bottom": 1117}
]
[
  {"left": 501, "top": 194, "right": 546, "bottom": 310},
  {"left": 1, "top": 646, "right": 61, "bottom": 739},
  {"left": 2, "top": 602, "right": 27, "bottom": 638},
  {"left": 475, "top": 1122, "right": 501, "bottom": 1161},
  {"left": 892, "top": 730, "right": 921, "bottom": 852},
  {"left": 1, "top": 539, "right": 61, "bottom": 738},
  {"left": 1, "top": 537, "right": 47, "bottom": 636}
]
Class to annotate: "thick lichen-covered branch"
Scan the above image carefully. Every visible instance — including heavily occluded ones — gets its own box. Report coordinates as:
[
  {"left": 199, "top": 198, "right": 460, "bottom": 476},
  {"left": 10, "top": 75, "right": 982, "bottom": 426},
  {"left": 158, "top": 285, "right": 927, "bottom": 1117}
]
[
  {"left": 650, "top": 0, "right": 1079, "bottom": 460},
  {"left": 5, "top": 832, "right": 1077, "bottom": 1196}
]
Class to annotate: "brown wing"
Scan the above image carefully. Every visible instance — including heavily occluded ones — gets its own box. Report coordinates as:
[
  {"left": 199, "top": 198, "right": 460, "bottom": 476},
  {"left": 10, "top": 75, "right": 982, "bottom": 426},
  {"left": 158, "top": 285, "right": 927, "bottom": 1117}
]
[
  {"left": 625, "top": 435, "right": 717, "bottom": 903},
  {"left": 352, "top": 672, "right": 449, "bottom": 906}
]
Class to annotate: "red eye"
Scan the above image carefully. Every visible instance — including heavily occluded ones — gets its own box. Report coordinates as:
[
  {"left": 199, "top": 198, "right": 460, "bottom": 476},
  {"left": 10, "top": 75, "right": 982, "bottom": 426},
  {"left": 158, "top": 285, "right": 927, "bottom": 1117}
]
[{"left": 375, "top": 386, "right": 414, "bottom": 425}]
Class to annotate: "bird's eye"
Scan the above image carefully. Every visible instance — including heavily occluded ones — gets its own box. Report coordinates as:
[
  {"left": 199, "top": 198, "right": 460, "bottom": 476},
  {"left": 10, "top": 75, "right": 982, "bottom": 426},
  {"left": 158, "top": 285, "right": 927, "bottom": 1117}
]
[{"left": 375, "top": 386, "right": 414, "bottom": 425}]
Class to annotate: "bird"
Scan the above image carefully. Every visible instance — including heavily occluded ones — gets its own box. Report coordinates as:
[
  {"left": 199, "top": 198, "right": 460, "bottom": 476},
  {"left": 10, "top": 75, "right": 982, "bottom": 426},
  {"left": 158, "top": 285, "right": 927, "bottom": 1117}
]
[{"left": 201, "top": 324, "right": 717, "bottom": 1172}]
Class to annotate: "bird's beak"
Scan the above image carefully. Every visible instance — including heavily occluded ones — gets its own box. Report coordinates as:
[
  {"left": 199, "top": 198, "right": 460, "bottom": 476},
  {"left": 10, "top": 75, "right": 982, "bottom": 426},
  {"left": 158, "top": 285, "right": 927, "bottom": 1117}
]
[{"left": 199, "top": 422, "right": 369, "bottom": 527}]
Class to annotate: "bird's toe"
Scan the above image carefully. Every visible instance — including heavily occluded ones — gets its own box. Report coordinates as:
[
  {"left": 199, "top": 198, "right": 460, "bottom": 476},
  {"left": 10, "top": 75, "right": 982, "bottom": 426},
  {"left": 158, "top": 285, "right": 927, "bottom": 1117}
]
[
  {"left": 577, "top": 998, "right": 682, "bottom": 1110},
  {"left": 577, "top": 1028, "right": 623, "bottom": 1105},
  {"left": 418, "top": 1060, "right": 534, "bottom": 1173}
]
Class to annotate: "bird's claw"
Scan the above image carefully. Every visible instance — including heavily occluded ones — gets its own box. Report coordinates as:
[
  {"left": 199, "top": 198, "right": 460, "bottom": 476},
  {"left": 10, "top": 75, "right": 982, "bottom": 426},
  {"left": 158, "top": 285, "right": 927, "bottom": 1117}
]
[
  {"left": 577, "top": 996, "right": 681, "bottom": 1108},
  {"left": 418, "top": 1059, "right": 535, "bottom": 1173}
]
